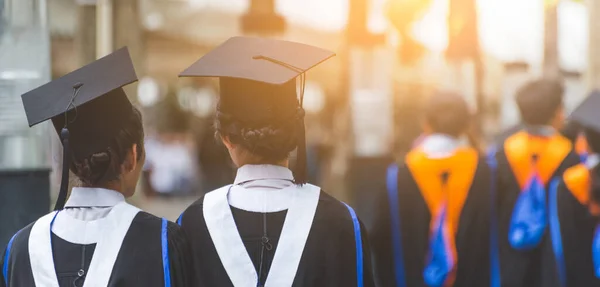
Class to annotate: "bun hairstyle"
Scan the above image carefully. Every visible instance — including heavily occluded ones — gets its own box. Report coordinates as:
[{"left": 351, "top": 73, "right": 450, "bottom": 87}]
[
  {"left": 70, "top": 106, "right": 145, "bottom": 186},
  {"left": 215, "top": 104, "right": 305, "bottom": 163},
  {"left": 584, "top": 127, "right": 600, "bottom": 203},
  {"left": 215, "top": 77, "right": 308, "bottom": 182}
]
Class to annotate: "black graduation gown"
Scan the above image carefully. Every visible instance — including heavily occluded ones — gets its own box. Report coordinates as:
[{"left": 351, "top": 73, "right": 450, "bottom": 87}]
[
  {"left": 370, "top": 147, "right": 492, "bottom": 287},
  {"left": 179, "top": 189, "right": 376, "bottom": 287},
  {"left": 542, "top": 164, "right": 600, "bottom": 287},
  {"left": 1, "top": 212, "right": 193, "bottom": 287},
  {"left": 492, "top": 130, "right": 579, "bottom": 287}
]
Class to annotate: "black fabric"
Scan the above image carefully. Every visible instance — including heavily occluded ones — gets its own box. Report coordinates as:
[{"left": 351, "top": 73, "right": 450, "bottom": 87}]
[
  {"left": 231, "top": 207, "right": 286, "bottom": 285},
  {"left": 180, "top": 190, "right": 375, "bottom": 287},
  {"left": 218, "top": 78, "right": 298, "bottom": 125},
  {"left": 0, "top": 223, "right": 34, "bottom": 287},
  {"left": 369, "top": 156, "right": 492, "bottom": 287},
  {"left": 1, "top": 212, "right": 193, "bottom": 287},
  {"left": 179, "top": 36, "right": 335, "bottom": 85},
  {"left": 52, "top": 235, "right": 95, "bottom": 286},
  {"left": 494, "top": 138, "right": 579, "bottom": 287},
  {"left": 21, "top": 47, "right": 137, "bottom": 160},
  {"left": 541, "top": 179, "right": 600, "bottom": 287},
  {"left": 570, "top": 91, "right": 600, "bottom": 134}
]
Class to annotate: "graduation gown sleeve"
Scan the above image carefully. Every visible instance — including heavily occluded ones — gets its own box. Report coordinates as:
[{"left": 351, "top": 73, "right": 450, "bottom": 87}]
[
  {"left": 166, "top": 222, "right": 195, "bottom": 287},
  {"left": 369, "top": 182, "right": 395, "bottom": 287},
  {"left": 1, "top": 248, "right": 6, "bottom": 287},
  {"left": 542, "top": 165, "right": 600, "bottom": 287}
]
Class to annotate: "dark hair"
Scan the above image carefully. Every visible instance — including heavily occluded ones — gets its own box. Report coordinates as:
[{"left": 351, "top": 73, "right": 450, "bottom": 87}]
[
  {"left": 583, "top": 127, "right": 600, "bottom": 203},
  {"left": 516, "top": 79, "right": 564, "bottom": 126},
  {"left": 70, "top": 107, "right": 145, "bottom": 186},
  {"left": 215, "top": 105, "right": 304, "bottom": 163},
  {"left": 424, "top": 91, "right": 471, "bottom": 138}
]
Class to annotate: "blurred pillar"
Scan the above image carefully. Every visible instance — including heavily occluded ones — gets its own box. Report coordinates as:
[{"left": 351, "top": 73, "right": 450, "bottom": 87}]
[
  {"left": 113, "top": 0, "right": 145, "bottom": 101},
  {"left": 241, "top": 0, "right": 285, "bottom": 36},
  {"left": 0, "top": 0, "right": 51, "bottom": 247},
  {"left": 543, "top": 3, "right": 560, "bottom": 79},
  {"left": 587, "top": 0, "right": 600, "bottom": 90},
  {"left": 446, "top": 0, "right": 483, "bottom": 142},
  {"left": 345, "top": 0, "right": 391, "bottom": 224},
  {"left": 75, "top": 3, "right": 96, "bottom": 66},
  {"left": 96, "top": 0, "right": 112, "bottom": 58}
]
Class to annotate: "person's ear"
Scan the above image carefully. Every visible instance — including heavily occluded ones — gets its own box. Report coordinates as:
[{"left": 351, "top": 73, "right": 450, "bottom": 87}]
[
  {"left": 123, "top": 144, "right": 138, "bottom": 174},
  {"left": 221, "top": 135, "right": 234, "bottom": 150}
]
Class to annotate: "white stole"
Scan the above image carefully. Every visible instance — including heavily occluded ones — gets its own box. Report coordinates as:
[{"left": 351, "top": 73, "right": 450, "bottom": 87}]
[
  {"left": 203, "top": 184, "right": 321, "bottom": 287},
  {"left": 28, "top": 202, "right": 140, "bottom": 287}
]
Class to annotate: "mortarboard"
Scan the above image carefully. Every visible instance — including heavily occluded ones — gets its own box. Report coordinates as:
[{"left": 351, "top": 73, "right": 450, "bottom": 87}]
[
  {"left": 179, "top": 36, "right": 335, "bottom": 184},
  {"left": 21, "top": 47, "right": 138, "bottom": 210},
  {"left": 570, "top": 91, "right": 600, "bottom": 133}
]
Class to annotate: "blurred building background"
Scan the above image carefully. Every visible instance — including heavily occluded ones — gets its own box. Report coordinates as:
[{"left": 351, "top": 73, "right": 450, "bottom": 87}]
[{"left": 0, "top": 0, "right": 597, "bottom": 245}]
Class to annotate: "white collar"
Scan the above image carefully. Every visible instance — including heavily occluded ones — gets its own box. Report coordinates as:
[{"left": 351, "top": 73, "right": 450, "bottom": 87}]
[
  {"left": 419, "top": 134, "right": 463, "bottom": 159},
  {"left": 524, "top": 125, "right": 556, "bottom": 137},
  {"left": 586, "top": 154, "right": 600, "bottom": 169},
  {"left": 65, "top": 187, "right": 125, "bottom": 208},
  {"left": 234, "top": 164, "right": 294, "bottom": 185}
]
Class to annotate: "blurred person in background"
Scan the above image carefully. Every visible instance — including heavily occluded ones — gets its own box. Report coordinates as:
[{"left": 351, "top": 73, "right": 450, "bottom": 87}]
[
  {"left": 543, "top": 91, "right": 600, "bottom": 287},
  {"left": 371, "top": 91, "right": 492, "bottom": 287},
  {"left": 177, "top": 37, "right": 374, "bottom": 287},
  {"left": 562, "top": 120, "right": 590, "bottom": 162},
  {"left": 1, "top": 49, "right": 192, "bottom": 287},
  {"left": 489, "top": 79, "right": 579, "bottom": 287},
  {"left": 143, "top": 91, "right": 199, "bottom": 198},
  {"left": 197, "top": 119, "right": 236, "bottom": 194}
]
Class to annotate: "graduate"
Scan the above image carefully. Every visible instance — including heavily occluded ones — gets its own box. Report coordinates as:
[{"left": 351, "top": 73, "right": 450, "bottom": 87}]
[
  {"left": 490, "top": 79, "right": 579, "bottom": 287},
  {"left": 176, "top": 36, "right": 375, "bottom": 287},
  {"left": 370, "top": 91, "right": 492, "bottom": 287},
  {"left": 544, "top": 91, "right": 600, "bottom": 287},
  {"left": 1, "top": 48, "right": 192, "bottom": 287}
]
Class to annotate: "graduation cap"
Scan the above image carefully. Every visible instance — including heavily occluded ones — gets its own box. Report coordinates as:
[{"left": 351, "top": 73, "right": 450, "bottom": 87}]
[
  {"left": 571, "top": 91, "right": 600, "bottom": 133},
  {"left": 21, "top": 47, "right": 138, "bottom": 210},
  {"left": 180, "top": 36, "right": 335, "bottom": 184}
]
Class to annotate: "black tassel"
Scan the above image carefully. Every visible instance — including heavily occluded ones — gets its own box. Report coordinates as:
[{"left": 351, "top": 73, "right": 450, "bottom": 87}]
[
  {"left": 55, "top": 128, "right": 70, "bottom": 210},
  {"left": 294, "top": 113, "right": 307, "bottom": 185}
]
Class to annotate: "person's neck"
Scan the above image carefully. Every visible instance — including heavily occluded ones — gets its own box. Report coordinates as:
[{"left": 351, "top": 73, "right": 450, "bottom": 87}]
[
  {"left": 238, "top": 160, "right": 289, "bottom": 169},
  {"left": 83, "top": 182, "right": 127, "bottom": 197},
  {"left": 524, "top": 124, "right": 556, "bottom": 137}
]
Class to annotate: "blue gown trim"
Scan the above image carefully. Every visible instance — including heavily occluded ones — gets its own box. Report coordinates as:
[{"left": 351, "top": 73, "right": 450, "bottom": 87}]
[
  {"left": 344, "top": 203, "right": 364, "bottom": 287},
  {"left": 161, "top": 218, "right": 172, "bottom": 287},
  {"left": 486, "top": 146, "right": 501, "bottom": 287},
  {"left": 580, "top": 152, "right": 589, "bottom": 163},
  {"left": 593, "top": 225, "right": 600, "bottom": 278},
  {"left": 386, "top": 164, "right": 406, "bottom": 287},
  {"left": 176, "top": 213, "right": 183, "bottom": 226},
  {"left": 2, "top": 231, "right": 19, "bottom": 286},
  {"left": 548, "top": 178, "right": 566, "bottom": 286}
]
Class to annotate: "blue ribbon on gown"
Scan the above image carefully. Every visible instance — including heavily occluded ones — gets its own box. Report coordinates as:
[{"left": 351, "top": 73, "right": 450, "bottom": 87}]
[
  {"left": 424, "top": 205, "right": 455, "bottom": 287},
  {"left": 508, "top": 172, "right": 548, "bottom": 250},
  {"left": 593, "top": 225, "right": 600, "bottom": 279},
  {"left": 580, "top": 152, "right": 589, "bottom": 164}
]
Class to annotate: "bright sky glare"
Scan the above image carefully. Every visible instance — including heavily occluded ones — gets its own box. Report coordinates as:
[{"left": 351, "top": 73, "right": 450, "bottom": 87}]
[{"left": 191, "top": 0, "right": 588, "bottom": 69}]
